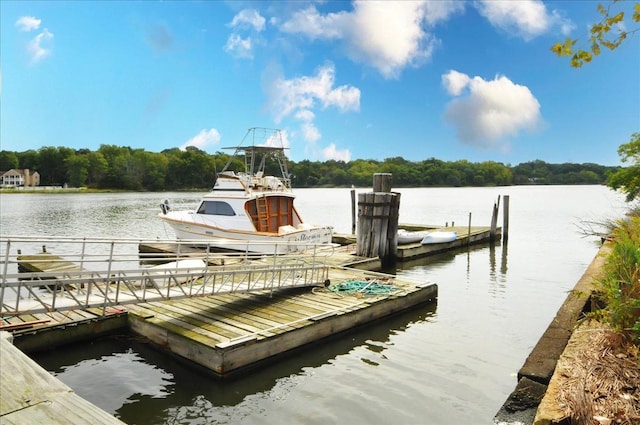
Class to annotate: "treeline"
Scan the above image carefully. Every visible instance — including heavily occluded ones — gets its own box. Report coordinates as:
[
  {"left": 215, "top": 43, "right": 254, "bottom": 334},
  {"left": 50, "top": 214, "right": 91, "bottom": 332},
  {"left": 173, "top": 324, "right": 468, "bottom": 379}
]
[{"left": 0, "top": 145, "right": 620, "bottom": 190}]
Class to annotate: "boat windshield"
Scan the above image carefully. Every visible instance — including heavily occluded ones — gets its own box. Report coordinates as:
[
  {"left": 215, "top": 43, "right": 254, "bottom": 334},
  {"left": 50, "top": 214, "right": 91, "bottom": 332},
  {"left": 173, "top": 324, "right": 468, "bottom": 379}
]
[{"left": 197, "top": 201, "right": 236, "bottom": 216}]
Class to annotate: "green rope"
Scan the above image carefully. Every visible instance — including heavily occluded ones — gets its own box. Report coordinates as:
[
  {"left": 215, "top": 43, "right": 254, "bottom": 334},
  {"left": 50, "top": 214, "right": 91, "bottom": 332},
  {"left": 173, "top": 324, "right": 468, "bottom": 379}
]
[{"left": 328, "top": 279, "right": 400, "bottom": 296}]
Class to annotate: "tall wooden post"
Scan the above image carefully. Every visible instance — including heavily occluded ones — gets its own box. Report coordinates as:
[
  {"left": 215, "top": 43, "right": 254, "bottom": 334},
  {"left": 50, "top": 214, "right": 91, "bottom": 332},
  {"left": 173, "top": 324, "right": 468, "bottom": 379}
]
[
  {"left": 502, "top": 195, "right": 510, "bottom": 242},
  {"left": 357, "top": 173, "right": 399, "bottom": 267},
  {"left": 351, "top": 188, "right": 356, "bottom": 235},
  {"left": 490, "top": 195, "right": 500, "bottom": 243}
]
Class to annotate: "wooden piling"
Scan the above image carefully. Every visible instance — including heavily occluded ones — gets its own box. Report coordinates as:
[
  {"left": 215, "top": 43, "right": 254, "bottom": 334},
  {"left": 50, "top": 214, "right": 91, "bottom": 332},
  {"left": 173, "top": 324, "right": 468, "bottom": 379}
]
[
  {"left": 502, "top": 195, "right": 510, "bottom": 242},
  {"left": 373, "top": 173, "right": 392, "bottom": 193},
  {"left": 356, "top": 173, "right": 399, "bottom": 267},
  {"left": 351, "top": 188, "right": 356, "bottom": 235},
  {"left": 490, "top": 195, "right": 501, "bottom": 242}
]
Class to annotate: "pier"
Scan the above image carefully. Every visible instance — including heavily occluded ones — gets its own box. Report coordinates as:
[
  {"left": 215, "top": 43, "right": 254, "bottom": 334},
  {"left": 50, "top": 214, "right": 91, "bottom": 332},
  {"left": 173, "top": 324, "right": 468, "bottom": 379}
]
[
  {"left": 0, "top": 222, "right": 497, "bottom": 421},
  {"left": 1, "top": 236, "right": 443, "bottom": 363}
]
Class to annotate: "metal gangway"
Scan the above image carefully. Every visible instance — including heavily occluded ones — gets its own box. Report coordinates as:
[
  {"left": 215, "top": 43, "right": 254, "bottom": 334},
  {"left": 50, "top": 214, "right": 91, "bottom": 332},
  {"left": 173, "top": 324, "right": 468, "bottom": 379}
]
[{"left": 1, "top": 236, "right": 335, "bottom": 317}]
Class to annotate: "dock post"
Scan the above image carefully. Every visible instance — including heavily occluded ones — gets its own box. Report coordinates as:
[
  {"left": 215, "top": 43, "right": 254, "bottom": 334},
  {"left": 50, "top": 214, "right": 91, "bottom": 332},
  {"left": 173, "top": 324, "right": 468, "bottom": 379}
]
[
  {"left": 351, "top": 187, "right": 356, "bottom": 235},
  {"left": 502, "top": 195, "right": 510, "bottom": 242},
  {"left": 490, "top": 195, "right": 500, "bottom": 243},
  {"left": 357, "top": 173, "right": 399, "bottom": 267},
  {"left": 467, "top": 212, "right": 472, "bottom": 246}
]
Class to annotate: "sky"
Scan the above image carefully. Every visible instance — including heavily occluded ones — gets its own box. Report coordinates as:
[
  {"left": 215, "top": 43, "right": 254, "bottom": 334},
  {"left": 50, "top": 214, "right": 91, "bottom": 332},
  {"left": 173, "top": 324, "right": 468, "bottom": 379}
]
[{"left": 0, "top": 1, "right": 638, "bottom": 166}]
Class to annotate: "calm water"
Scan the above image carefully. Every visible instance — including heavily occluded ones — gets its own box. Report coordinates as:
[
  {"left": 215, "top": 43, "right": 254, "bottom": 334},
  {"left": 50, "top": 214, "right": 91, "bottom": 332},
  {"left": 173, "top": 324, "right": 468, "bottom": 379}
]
[{"left": 0, "top": 186, "right": 627, "bottom": 424}]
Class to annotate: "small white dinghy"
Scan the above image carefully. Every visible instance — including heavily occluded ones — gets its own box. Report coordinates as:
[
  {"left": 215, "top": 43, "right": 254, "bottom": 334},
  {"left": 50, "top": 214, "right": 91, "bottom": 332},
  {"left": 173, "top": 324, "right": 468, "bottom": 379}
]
[
  {"left": 147, "top": 259, "right": 207, "bottom": 288},
  {"left": 421, "top": 231, "right": 457, "bottom": 245},
  {"left": 397, "top": 229, "right": 430, "bottom": 244}
]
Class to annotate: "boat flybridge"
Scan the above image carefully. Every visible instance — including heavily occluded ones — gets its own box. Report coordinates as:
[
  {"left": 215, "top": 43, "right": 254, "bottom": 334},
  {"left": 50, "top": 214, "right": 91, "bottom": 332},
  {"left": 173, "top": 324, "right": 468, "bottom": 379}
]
[{"left": 159, "top": 127, "right": 333, "bottom": 254}]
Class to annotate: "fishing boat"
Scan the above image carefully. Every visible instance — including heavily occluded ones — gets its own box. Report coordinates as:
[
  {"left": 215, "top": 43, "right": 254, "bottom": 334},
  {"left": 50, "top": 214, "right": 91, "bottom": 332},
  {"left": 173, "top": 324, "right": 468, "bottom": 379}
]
[{"left": 159, "top": 128, "right": 333, "bottom": 254}]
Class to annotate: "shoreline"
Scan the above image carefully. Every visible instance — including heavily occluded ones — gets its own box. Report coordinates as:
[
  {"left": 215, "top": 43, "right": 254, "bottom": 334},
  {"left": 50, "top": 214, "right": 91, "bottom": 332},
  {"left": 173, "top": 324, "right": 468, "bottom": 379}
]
[{"left": 494, "top": 241, "right": 610, "bottom": 424}]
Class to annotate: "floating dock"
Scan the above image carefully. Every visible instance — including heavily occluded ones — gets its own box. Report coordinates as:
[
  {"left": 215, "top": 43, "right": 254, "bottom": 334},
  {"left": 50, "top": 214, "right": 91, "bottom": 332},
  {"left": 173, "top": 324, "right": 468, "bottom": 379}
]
[
  {"left": 1, "top": 223, "right": 498, "bottom": 383},
  {"left": 6, "top": 251, "right": 437, "bottom": 376},
  {"left": 126, "top": 267, "right": 436, "bottom": 376}
]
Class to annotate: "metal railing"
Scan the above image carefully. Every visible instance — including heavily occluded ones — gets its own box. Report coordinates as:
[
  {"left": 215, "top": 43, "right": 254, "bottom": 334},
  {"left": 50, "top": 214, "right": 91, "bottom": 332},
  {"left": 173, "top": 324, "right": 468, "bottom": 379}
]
[{"left": 1, "top": 236, "right": 334, "bottom": 316}]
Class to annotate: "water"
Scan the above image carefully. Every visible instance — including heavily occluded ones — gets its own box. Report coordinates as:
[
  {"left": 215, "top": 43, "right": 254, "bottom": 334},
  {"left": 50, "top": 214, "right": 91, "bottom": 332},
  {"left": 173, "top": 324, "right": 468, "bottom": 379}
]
[{"left": 0, "top": 186, "right": 627, "bottom": 424}]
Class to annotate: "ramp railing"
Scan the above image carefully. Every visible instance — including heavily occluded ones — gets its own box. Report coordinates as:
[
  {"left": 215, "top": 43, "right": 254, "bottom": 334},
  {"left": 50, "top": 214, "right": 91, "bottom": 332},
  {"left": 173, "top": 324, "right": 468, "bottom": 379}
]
[{"left": 0, "top": 236, "right": 334, "bottom": 316}]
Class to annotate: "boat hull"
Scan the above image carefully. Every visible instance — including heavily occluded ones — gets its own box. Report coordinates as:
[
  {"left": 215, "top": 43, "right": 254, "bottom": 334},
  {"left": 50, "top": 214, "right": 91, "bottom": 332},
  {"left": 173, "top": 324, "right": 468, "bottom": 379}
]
[
  {"left": 160, "top": 213, "right": 333, "bottom": 254},
  {"left": 421, "top": 231, "right": 457, "bottom": 244}
]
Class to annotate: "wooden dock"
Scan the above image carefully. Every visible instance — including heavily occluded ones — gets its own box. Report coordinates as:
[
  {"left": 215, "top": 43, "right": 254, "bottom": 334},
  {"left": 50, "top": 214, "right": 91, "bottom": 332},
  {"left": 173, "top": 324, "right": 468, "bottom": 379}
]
[
  {"left": 126, "top": 267, "right": 436, "bottom": 376},
  {"left": 136, "top": 223, "right": 499, "bottom": 268},
  {"left": 1, "top": 223, "right": 501, "bottom": 377},
  {"left": 395, "top": 225, "right": 501, "bottom": 260},
  {"left": 0, "top": 331, "right": 124, "bottom": 424}
]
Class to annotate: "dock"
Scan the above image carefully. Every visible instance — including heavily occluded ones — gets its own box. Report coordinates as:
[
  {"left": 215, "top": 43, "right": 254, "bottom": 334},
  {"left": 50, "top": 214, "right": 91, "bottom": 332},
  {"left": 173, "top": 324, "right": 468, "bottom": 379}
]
[
  {"left": 137, "top": 223, "right": 500, "bottom": 266},
  {"left": 1, "top": 224, "right": 500, "bottom": 368},
  {"left": 3, "top": 235, "right": 442, "bottom": 377},
  {"left": 0, "top": 331, "right": 125, "bottom": 424},
  {"left": 126, "top": 267, "right": 436, "bottom": 376}
]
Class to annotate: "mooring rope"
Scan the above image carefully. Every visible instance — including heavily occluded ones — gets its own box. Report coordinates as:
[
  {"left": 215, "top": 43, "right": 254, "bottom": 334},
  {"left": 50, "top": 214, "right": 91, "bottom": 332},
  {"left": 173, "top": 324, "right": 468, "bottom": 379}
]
[{"left": 327, "top": 279, "right": 401, "bottom": 296}]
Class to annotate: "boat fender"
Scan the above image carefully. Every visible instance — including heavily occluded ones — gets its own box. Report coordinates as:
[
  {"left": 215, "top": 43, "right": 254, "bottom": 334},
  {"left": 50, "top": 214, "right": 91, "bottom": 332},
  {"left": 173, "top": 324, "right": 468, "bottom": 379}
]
[{"left": 160, "top": 199, "right": 171, "bottom": 215}]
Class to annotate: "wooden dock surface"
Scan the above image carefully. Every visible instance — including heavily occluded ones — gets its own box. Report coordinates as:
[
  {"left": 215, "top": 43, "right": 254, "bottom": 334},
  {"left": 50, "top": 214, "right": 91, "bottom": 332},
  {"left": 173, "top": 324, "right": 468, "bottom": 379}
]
[
  {"left": 2, "top": 223, "right": 500, "bottom": 379},
  {"left": 0, "top": 331, "right": 124, "bottom": 425},
  {"left": 18, "top": 252, "right": 87, "bottom": 277},
  {"left": 126, "top": 267, "right": 437, "bottom": 376}
]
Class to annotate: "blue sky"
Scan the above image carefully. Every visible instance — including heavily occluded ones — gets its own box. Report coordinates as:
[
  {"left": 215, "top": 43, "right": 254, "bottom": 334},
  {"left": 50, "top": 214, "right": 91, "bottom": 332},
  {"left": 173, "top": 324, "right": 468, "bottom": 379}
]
[{"left": 1, "top": 1, "right": 638, "bottom": 165}]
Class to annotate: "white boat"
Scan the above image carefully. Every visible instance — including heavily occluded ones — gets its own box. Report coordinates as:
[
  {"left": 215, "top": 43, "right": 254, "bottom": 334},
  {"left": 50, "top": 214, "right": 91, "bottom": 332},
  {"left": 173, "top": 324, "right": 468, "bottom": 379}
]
[
  {"left": 159, "top": 128, "right": 333, "bottom": 254},
  {"left": 421, "top": 231, "right": 457, "bottom": 244},
  {"left": 397, "top": 229, "right": 431, "bottom": 244}
]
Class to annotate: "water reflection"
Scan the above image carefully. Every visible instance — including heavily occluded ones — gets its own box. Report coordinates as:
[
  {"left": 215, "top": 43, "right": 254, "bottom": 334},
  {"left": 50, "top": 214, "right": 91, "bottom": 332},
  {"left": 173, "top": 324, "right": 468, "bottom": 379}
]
[
  {"left": 33, "top": 335, "right": 174, "bottom": 415},
  {"left": 32, "top": 301, "right": 436, "bottom": 424}
]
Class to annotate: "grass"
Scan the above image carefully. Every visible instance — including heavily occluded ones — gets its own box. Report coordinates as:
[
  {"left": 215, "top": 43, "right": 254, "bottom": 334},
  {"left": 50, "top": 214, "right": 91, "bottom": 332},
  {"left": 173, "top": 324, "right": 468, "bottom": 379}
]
[{"left": 592, "top": 209, "right": 640, "bottom": 342}]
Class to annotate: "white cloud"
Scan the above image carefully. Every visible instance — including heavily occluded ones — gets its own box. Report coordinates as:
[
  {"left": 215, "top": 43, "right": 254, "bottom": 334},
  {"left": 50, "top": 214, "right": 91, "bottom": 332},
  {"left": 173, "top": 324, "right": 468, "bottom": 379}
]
[
  {"left": 442, "top": 71, "right": 542, "bottom": 149},
  {"left": 322, "top": 143, "right": 351, "bottom": 162},
  {"left": 16, "top": 16, "right": 41, "bottom": 32},
  {"left": 265, "top": 63, "right": 357, "bottom": 159},
  {"left": 301, "top": 121, "right": 321, "bottom": 143},
  {"left": 16, "top": 16, "right": 54, "bottom": 64},
  {"left": 225, "top": 9, "right": 266, "bottom": 59},
  {"left": 475, "top": 0, "right": 574, "bottom": 41},
  {"left": 181, "top": 128, "right": 221, "bottom": 151},
  {"left": 268, "top": 63, "right": 360, "bottom": 125},
  {"left": 279, "top": 5, "right": 347, "bottom": 40},
  {"left": 229, "top": 9, "right": 266, "bottom": 32},
  {"left": 442, "top": 70, "right": 470, "bottom": 96},
  {"left": 224, "top": 34, "right": 254, "bottom": 59},
  {"left": 278, "top": 1, "right": 463, "bottom": 79},
  {"left": 27, "top": 28, "right": 54, "bottom": 64}
]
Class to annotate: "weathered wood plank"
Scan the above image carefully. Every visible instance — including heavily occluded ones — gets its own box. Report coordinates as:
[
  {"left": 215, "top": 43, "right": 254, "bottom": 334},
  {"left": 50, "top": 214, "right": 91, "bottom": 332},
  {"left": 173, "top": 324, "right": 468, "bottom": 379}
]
[
  {"left": 127, "top": 304, "right": 226, "bottom": 346},
  {"left": 186, "top": 297, "right": 290, "bottom": 331},
  {"left": 0, "top": 332, "right": 124, "bottom": 424},
  {"left": 162, "top": 298, "right": 275, "bottom": 337}
]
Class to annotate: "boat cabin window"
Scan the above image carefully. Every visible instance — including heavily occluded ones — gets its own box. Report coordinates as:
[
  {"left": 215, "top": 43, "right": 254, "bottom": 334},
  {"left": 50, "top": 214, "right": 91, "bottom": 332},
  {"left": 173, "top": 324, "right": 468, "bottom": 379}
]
[{"left": 197, "top": 201, "right": 235, "bottom": 216}]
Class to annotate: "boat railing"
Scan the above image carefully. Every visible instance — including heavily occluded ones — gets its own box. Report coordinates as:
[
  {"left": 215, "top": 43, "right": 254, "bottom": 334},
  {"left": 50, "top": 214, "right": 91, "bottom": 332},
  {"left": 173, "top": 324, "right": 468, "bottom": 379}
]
[{"left": 0, "top": 236, "right": 335, "bottom": 316}]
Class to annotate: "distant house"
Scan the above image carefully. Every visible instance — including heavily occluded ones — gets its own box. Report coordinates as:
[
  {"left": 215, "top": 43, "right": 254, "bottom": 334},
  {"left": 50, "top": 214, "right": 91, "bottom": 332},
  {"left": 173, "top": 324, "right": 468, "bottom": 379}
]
[{"left": 0, "top": 169, "right": 41, "bottom": 187}]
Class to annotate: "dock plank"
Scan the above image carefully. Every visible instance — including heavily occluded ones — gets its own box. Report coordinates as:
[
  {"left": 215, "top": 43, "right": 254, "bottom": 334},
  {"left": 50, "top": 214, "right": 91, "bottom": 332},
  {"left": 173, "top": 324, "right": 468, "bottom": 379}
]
[
  {"left": 161, "top": 298, "right": 277, "bottom": 337},
  {"left": 0, "top": 332, "right": 124, "bottom": 424},
  {"left": 127, "top": 304, "right": 227, "bottom": 346}
]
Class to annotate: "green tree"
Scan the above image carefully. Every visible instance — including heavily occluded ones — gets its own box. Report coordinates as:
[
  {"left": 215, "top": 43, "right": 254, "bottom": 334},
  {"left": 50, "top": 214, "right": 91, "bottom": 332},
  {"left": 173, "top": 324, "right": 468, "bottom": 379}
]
[
  {"left": 0, "top": 151, "right": 19, "bottom": 170},
  {"left": 16, "top": 150, "right": 39, "bottom": 170},
  {"left": 551, "top": 1, "right": 640, "bottom": 67},
  {"left": 38, "top": 146, "right": 74, "bottom": 185},
  {"left": 607, "top": 132, "right": 640, "bottom": 201},
  {"left": 65, "top": 154, "right": 90, "bottom": 187},
  {"left": 86, "top": 151, "right": 108, "bottom": 187}
]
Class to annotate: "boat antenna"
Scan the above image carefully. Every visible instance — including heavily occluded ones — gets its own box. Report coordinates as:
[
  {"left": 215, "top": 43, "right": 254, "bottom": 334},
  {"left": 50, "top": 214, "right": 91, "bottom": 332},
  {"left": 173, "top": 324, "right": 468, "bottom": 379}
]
[{"left": 211, "top": 160, "right": 218, "bottom": 190}]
